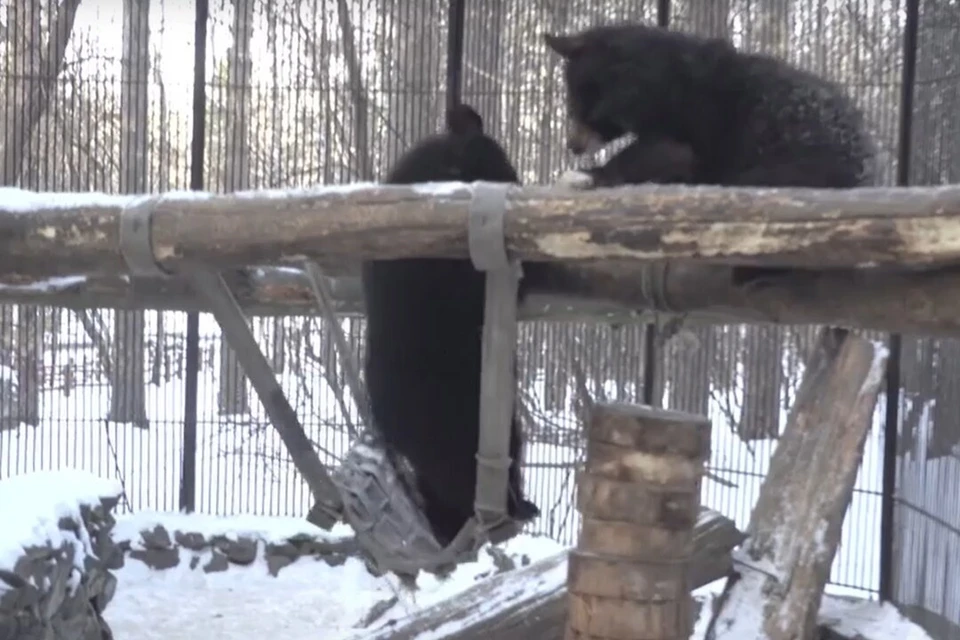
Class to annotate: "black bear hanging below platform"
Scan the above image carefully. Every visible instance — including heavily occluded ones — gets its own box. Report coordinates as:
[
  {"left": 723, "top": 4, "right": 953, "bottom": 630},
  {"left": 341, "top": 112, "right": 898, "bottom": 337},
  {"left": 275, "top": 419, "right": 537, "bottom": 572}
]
[{"left": 360, "top": 104, "right": 540, "bottom": 548}]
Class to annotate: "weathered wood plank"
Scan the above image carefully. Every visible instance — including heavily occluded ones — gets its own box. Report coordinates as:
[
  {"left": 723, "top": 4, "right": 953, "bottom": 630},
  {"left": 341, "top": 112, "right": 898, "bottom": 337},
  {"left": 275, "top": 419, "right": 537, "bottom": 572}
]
[
  {"left": 706, "top": 328, "right": 889, "bottom": 640},
  {"left": 5, "top": 263, "right": 960, "bottom": 338},
  {"left": 3, "top": 183, "right": 960, "bottom": 279}
]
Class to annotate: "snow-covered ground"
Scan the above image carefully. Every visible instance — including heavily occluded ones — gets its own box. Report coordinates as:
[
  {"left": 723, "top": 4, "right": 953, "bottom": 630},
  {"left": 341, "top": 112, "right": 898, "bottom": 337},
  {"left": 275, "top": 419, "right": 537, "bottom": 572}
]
[
  {"left": 106, "top": 516, "right": 563, "bottom": 639},
  {"left": 0, "top": 468, "right": 934, "bottom": 639}
]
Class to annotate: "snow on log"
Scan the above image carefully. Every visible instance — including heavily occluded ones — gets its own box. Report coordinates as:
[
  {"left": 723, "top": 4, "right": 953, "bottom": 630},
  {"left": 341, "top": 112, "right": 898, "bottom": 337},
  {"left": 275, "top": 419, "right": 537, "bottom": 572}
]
[
  {"left": 2, "top": 182, "right": 960, "bottom": 278},
  {"left": 6, "top": 262, "right": 960, "bottom": 337},
  {"left": 567, "top": 404, "right": 712, "bottom": 639},
  {"left": 356, "top": 507, "right": 744, "bottom": 640},
  {"left": 706, "top": 327, "right": 889, "bottom": 640}
]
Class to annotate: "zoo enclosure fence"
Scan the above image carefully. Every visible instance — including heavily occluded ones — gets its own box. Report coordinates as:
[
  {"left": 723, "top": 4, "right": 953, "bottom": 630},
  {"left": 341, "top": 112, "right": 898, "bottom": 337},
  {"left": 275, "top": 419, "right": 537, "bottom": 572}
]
[{"left": 0, "top": 0, "right": 959, "bottom": 637}]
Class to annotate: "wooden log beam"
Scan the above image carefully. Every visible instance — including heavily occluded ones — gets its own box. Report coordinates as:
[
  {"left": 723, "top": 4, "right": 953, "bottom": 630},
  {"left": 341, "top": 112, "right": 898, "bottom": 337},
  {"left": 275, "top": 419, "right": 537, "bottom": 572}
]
[
  {"left": 528, "top": 261, "right": 960, "bottom": 336},
  {"left": 356, "top": 507, "right": 744, "bottom": 640},
  {"left": 706, "top": 327, "right": 889, "bottom": 640},
  {"left": 5, "top": 262, "right": 960, "bottom": 338},
  {"left": 567, "top": 404, "right": 711, "bottom": 639},
  {"left": 2, "top": 182, "right": 960, "bottom": 279}
]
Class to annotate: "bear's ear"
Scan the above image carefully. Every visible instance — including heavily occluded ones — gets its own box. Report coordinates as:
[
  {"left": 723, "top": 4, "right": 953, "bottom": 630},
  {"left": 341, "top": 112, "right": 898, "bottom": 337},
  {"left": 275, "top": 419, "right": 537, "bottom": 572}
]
[{"left": 542, "top": 33, "right": 587, "bottom": 58}]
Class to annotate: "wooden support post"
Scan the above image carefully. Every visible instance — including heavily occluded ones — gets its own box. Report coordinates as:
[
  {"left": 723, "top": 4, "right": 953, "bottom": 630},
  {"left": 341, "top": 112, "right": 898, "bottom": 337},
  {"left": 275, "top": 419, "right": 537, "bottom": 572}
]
[
  {"left": 567, "top": 403, "right": 711, "bottom": 640},
  {"left": 706, "top": 327, "right": 889, "bottom": 640}
]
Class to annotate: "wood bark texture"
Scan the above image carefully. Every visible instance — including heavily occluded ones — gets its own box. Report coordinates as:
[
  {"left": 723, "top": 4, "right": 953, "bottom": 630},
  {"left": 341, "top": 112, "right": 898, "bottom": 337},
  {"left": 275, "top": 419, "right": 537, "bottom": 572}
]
[
  {"left": 3, "top": 183, "right": 960, "bottom": 278},
  {"left": 706, "top": 328, "right": 888, "bottom": 640}
]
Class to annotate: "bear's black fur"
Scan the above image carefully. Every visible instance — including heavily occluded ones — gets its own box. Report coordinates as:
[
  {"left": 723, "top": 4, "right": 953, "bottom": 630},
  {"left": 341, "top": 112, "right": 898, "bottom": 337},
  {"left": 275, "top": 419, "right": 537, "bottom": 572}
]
[
  {"left": 543, "top": 23, "right": 876, "bottom": 189},
  {"left": 361, "top": 104, "right": 540, "bottom": 548}
]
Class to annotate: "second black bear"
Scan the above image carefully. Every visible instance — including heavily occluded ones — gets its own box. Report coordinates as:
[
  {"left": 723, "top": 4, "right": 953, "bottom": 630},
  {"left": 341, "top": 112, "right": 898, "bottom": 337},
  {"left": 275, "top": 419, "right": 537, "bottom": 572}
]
[
  {"left": 542, "top": 23, "right": 876, "bottom": 190},
  {"left": 361, "top": 104, "right": 540, "bottom": 548}
]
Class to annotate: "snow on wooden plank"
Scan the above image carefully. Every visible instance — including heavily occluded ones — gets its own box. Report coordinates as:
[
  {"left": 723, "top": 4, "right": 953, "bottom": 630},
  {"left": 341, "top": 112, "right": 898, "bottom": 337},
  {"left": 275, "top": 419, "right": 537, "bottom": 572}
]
[{"left": 706, "top": 328, "right": 889, "bottom": 640}]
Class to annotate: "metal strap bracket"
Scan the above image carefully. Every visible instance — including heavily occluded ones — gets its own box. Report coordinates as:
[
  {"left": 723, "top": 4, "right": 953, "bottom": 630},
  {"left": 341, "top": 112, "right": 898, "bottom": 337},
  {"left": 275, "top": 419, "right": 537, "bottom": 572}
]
[
  {"left": 467, "top": 182, "right": 521, "bottom": 529},
  {"left": 119, "top": 196, "right": 169, "bottom": 279}
]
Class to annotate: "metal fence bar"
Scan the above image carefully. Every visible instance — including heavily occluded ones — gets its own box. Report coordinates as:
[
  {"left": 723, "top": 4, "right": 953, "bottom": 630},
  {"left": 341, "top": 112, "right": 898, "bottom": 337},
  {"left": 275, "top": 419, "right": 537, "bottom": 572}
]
[
  {"left": 880, "top": 0, "right": 921, "bottom": 604},
  {"left": 641, "top": 0, "right": 671, "bottom": 407},
  {"left": 657, "top": 0, "right": 671, "bottom": 30},
  {"left": 179, "top": 0, "right": 210, "bottom": 515},
  {"left": 446, "top": 0, "right": 467, "bottom": 110}
]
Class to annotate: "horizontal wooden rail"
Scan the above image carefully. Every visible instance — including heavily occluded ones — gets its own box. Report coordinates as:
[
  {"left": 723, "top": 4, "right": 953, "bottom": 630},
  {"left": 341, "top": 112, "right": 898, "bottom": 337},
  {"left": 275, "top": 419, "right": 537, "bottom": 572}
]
[{"left": 2, "top": 182, "right": 960, "bottom": 279}]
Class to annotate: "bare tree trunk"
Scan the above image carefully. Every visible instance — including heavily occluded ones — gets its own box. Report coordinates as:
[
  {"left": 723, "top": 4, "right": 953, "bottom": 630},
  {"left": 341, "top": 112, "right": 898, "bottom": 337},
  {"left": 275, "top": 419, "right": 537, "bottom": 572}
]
[
  {"left": 737, "top": 325, "right": 784, "bottom": 440},
  {"left": 151, "top": 311, "right": 164, "bottom": 385},
  {"left": 335, "top": 0, "right": 373, "bottom": 181},
  {"left": 380, "top": 0, "right": 443, "bottom": 162},
  {"left": 665, "top": 329, "right": 711, "bottom": 417},
  {"left": 151, "top": 33, "right": 171, "bottom": 389},
  {"left": 686, "top": 0, "right": 731, "bottom": 36},
  {"left": 754, "top": 0, "right": 792, "bottom": 57},
  {"left": 108, "top": 0, "right": 150, "bottom": 429},
  {"left": 271, "top": 320, "right": 286, "bottom": 374},
  {"left": 14, "top": 306, "right": 40, "bottom": 426},
  {"left": 462, "top": 0, "right": 506, "bottom": 135},
  {"left": 2, "top": 0, "right": 79, "bottom": 427},
  {"left": 217, "top": 0, "right": 254, "bottom": 417},
  {"left": 1, "top": 0, "right": 80, "bottom": 183},
  {"left": 75, "top": 310, "right": 112, "bottom": 379},
  {"left": 929, "top": 340, "right": 960, "bottom": 457},
  {"left": 544, "top": 325, "right": 569, "bottom": 414}
]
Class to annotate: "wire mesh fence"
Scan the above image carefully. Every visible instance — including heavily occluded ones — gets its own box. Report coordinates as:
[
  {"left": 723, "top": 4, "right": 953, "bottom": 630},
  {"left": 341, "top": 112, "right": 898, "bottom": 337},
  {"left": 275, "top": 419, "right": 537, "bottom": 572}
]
[
  {"left": 1, "top": 0, "right": 959, "bottom": 636},
  {"left": 891, "top": 0, "right": 960, "bottom": 634}
]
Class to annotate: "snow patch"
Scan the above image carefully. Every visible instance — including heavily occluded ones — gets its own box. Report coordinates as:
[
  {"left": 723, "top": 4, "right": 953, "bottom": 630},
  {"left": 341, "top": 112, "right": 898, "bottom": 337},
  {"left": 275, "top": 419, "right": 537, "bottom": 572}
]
[
  {"left": 411, "top": 181, "right": 473, "bottom": 196},
  {"left": 0, "top": 468, "right": 123, "bottom": 587},
  {"left": 0, "top": 182, "right": 393, "bottom": 217},
  {"left": 249, "top": 265, "right": 307, "bottom": 278},
  {"left": 707, "top": 555, "right": 770, "bottom": 638},
  {"left": 698, "top": 548, "right": 934, "bottom": 640},
  {"left": 103, "top": 509, "right": 565, "bottom": 639},
  {"left": 227, "top": 182, "right": 381, "bottom": 201},
  {"left": 862, "top": 341, "right": 890, "bottom": 398},
  {"left": 820, "top": 597, "right": 933, "bottom": 640},
  {"left": 0, "top": 275, "right": 88, "bottom": 293},
  {"left": 414, "top": 553, "right": 567, "bottom": 640},
  {"left": 0, "top": 187, "right": 136, "bottom": 212}
]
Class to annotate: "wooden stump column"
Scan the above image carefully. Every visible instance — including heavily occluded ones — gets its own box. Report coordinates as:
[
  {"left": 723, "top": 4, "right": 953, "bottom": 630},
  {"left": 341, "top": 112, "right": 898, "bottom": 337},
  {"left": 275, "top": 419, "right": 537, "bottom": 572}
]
[{"left": 566, "top": 403, "right": 711, "bottom": 640}]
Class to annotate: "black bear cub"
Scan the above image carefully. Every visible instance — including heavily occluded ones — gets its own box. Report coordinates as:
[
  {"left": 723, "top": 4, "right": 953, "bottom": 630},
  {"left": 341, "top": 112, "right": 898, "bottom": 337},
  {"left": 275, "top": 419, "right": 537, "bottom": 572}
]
[
  {"left": 542, "top": 23, "right": 876, "bottom": 190},
  {"left": 361, "top": 104, "right": 539, "bottom": 548}
]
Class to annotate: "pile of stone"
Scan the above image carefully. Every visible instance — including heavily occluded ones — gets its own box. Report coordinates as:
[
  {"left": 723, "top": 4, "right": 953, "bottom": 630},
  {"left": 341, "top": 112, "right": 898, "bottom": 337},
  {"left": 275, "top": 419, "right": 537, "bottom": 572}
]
[
  {"left": 0, "top": 472, "right": 124, "bottom": 640},
  {"left": 117, "top": 521, "right": 360, "bottom": 577}
]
